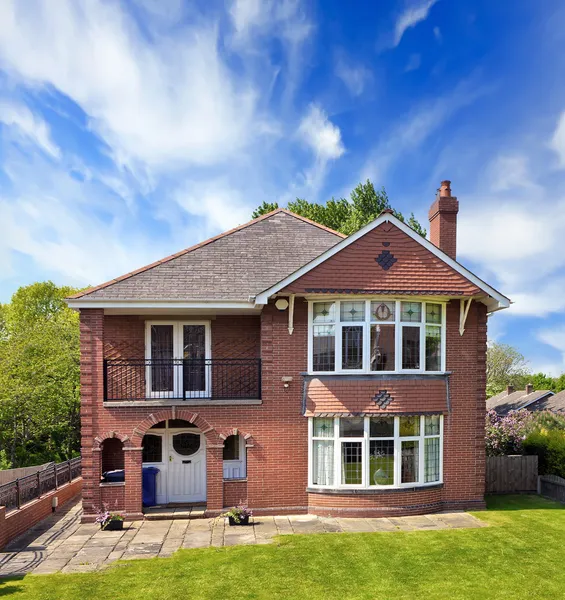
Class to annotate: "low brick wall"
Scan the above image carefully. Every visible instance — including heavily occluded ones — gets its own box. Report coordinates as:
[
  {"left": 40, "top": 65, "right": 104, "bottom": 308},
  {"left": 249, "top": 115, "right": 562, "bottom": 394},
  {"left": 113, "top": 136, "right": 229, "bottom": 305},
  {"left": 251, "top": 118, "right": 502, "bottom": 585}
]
[
  {"left": 223, "top": 480, "right": 248, "bottom": 507},
  {"left": 0, "top": 477, "right": 82, "bottom": 550},
  {"left": 100, "top": 482, "right": 125, "bottom": 510}
]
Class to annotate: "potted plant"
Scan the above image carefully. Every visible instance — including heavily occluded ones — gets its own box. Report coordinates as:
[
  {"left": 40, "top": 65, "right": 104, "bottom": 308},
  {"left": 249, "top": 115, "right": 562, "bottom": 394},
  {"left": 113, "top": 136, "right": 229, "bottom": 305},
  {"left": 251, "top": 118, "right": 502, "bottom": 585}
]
[
  {"left": 95, "top": 503, "right": 125, "bottom": 531},
  {"left": 223, "top": 502, "right": 252, "bottom": 526}
]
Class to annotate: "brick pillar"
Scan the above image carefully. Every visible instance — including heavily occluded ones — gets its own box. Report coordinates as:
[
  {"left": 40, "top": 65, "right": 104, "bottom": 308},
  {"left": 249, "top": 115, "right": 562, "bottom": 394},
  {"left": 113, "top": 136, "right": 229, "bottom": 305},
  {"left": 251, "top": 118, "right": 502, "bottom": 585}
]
[
  {"left": 206, "top": 446, "right": 224, "bottom": 512},
  {"left": 124, "top": 448, "right": 144, "bottom": 519},
  {"left": 80, "top": 308, "right": 104, "bottom": 520},
  {"left": 0, "top": 506, "right": 7, "bottom": 550}
]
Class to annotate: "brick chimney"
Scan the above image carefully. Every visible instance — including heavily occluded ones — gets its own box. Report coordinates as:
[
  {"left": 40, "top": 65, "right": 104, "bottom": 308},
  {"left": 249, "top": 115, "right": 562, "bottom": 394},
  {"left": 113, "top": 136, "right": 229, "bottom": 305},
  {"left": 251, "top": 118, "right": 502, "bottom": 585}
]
[
  {"left": 506, "top": 385, "right": 514, "bottom": 395},
  {"left": 525, "top": 383, "right": 533, "bottom": 395},
  {"left": 428, "top": 180, "right": 459, "bottom": 259}
]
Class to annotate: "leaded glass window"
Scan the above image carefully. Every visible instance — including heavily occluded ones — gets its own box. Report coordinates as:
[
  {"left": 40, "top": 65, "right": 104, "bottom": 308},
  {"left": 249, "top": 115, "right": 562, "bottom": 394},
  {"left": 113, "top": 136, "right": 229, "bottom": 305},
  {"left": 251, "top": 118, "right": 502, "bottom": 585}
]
[
  {"left": 313, "top": 302, "right": 336, "bottom": 323},
  {"left": 369, "top": 440, "right": 394, "bottom": 485},
  {"left": 401, "top": 440, "right": 419, "bottom": 483},
  {"left": 401, "top": 302, "right": 422, "bottom": 322},
  {"left": 341, "top": 442, "right": 363, "bottom": 485},
  {"left": 370, "top": 324, "right": 395, "bottom": 371},
  {"left": 371, "top": 301, "right": 395, "bottom": 322},
  {"left": 313, "top": 325, "right": 335, "bottom": 372},
  {"left": 340, "top": 301, "right": 365, "bottom": 322},
  {"left": 342, "top": 325, "right": 363, "bottom": 370},
  {"left": 402, "top": 326, "right": 420, "bottom": 369}
]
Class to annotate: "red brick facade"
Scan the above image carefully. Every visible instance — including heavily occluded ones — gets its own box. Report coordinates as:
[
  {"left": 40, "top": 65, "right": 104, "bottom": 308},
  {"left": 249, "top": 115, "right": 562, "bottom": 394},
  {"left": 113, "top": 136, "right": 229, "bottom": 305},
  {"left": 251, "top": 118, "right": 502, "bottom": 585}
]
[{"left": 79, "top": 203, "right": 493, "bottom": 520}]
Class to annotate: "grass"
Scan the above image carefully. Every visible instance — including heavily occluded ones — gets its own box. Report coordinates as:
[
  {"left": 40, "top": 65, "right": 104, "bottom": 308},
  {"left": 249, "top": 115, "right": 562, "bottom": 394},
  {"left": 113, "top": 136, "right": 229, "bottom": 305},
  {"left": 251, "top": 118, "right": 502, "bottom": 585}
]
[{"left": 1, "top": 495, "right": 564, "bottom": 599}]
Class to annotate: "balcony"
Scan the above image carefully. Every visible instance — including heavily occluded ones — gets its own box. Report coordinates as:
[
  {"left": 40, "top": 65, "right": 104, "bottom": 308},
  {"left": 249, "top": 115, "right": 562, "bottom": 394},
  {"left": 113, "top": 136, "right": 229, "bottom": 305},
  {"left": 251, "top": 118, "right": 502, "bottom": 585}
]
[{"left": 104, "top": 358, "right": 261, "bottom": 402}]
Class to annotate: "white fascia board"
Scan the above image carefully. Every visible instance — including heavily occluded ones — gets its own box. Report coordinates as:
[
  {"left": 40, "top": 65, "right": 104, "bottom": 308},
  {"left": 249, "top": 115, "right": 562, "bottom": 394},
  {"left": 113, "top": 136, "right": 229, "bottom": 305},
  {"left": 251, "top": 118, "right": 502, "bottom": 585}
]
[
  {"left": 66, "top": 299, "right": 262, "bottom": 310},
  {"left": 255, "top": 213, "right": 511, "bottom": 311}
]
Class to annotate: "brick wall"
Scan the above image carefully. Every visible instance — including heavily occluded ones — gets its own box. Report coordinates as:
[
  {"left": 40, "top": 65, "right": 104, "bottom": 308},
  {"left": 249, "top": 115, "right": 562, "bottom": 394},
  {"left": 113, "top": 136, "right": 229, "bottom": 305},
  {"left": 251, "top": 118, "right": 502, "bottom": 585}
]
[
  {"left": 223, "top": 480, "right": 248, "bottom": 507},
  {"left": 0, "top": 478, "right": 82, "bottom": 550}
]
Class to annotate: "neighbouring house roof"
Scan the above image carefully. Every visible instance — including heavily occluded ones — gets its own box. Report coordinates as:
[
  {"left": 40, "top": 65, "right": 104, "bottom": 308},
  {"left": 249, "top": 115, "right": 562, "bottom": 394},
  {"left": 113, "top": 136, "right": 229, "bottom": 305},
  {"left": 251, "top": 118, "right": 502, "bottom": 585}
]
[
  {"left": 68, "top": 209, "right": 344, "bottom": 302},
  {"left": 487, "top": 389, "right": 554, "bottom": 416},
  {"left": 530, "top": 390, "right": 565, "bottom": 413}
]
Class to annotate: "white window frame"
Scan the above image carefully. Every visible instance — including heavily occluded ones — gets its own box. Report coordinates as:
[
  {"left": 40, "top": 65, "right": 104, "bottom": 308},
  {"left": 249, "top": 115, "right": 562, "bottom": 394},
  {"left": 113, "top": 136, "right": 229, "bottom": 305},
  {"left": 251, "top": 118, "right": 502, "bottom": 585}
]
[
  {"left": 307, "top": 299, "right": 446, "bottom": 375},
  {"left": 145, "top": 321, "right": 211, "bottom": 399},
  {"left": 308, "top": 415, "right": 443, "bottom": 490},
  {"left": 223, "top": 435, "right": 247, "bottom": 480}
]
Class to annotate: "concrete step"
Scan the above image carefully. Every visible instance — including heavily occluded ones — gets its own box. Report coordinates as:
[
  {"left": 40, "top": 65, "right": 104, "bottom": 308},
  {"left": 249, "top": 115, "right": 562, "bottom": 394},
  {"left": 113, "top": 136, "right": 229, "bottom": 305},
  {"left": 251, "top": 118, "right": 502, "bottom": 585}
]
[{"left": 144, "top": 506, "right": 206, "bottom": 520}]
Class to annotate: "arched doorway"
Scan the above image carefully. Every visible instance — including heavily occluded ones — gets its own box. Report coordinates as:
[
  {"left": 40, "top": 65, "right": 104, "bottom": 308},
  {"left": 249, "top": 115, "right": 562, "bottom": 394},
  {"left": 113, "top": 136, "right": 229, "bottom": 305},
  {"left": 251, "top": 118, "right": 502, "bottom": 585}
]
[{"left": 142, "top": 419, "right": 206, "bottom": 504}]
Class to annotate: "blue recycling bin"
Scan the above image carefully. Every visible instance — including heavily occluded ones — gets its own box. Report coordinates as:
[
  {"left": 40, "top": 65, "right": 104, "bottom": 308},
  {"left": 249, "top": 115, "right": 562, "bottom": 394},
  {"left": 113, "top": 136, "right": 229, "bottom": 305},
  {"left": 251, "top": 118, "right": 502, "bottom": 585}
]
[
  {"left": 103, "top": 469, "right": 124, "bottom": 483},
  {"left": 142, "top": 466, "right": 160, "bottom": 507}
]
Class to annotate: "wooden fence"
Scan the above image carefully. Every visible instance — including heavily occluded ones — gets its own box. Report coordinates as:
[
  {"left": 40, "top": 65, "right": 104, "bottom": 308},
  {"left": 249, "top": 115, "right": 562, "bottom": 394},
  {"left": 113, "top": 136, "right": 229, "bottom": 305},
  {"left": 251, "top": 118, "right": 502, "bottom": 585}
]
[
  {"left": 0, "top": 462, "right": 54, "bottom": 486},
  {"left": 486, "top": 455, "right": 538, "bottom": 493},
  {"left": 538, "top": 474, "right": 565, "bottom": 504}
]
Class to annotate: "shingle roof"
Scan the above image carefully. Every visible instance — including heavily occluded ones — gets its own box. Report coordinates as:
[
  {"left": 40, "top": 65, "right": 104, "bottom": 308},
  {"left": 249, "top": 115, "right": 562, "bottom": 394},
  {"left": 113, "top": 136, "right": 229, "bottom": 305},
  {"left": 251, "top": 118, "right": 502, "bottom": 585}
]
[
  {"left": 530, "top": 390, "right": 565, "bottom": 413},
  {"left": 487, "top": 389, "right": 554, "bottom": 416},
  {"left": 71, "top": 209, "right": 344, "bottom": 301}
]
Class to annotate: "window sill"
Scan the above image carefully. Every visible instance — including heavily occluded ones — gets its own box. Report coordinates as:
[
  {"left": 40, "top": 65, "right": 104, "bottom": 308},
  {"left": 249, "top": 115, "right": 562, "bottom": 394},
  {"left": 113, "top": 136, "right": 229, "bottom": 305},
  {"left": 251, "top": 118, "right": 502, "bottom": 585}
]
[
  {"left": 302, "top": 372, "right": 450, "bottom": 380},
  {"left": 306, "top": 483, "right": 443, "bottom": 495},
  {"left": 223, "top": 478, "right": 248, "bottom": 483},
  {"left": 104, "top": 399, "right": 262, "bottom": 407},
  {"left": 100, "top": 481, "right": 125, "bottom": 487}
]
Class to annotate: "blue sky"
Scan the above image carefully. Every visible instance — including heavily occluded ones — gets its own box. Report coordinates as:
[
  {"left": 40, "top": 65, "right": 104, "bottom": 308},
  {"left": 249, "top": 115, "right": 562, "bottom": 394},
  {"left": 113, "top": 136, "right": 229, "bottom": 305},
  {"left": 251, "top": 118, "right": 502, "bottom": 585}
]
[{"left": 1, "top": 0, "right": 565, "bottom": 376}]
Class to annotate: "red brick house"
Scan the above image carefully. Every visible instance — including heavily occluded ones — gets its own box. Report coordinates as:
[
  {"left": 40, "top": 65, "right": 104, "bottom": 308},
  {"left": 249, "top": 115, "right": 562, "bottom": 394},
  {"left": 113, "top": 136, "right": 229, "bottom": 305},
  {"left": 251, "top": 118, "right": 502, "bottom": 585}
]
[{"left": 68, "top": 180, "right": 509, "bottom": 521}]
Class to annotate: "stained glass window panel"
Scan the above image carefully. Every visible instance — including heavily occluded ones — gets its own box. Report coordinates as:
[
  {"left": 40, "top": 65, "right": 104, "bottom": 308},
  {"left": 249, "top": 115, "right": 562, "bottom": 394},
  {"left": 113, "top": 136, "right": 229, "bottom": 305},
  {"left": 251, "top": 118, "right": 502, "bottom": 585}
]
[
  {"left": 313, "top": 440, "right": 334, "bottom": 486},
  {"left": 313, "top": 418, "right": 334, "bottom": 438},
  {"left": 341, "top": 442, "right": 363, "bottom": 484},
  {"left": 340, "top": 301, "right": 365, "bottom": 322},
  {"left": 142, "top": 435, "right": 163, "bottom": 463},
  {"left": 425, "top": 326, "right": 441, "bottom": 371},
  {"left": 400, "top": 302, "right": 422, "bottom": 322},
  {"left": 370, "top": 324, "right": 395, "bottom": 371},
  {"left": 369, "top": 440, "right": 394, "bottom": 485},
  {"left": 313, "top": 302, "right": 336, "bottom": 323},
  {"left": 342, "top": 326, "right": 363, "bottom": 370},
  {"left": 340, "top": 417, "right": 364, "bottom": 437},
  {"left": 424, "top": 437, "right": 440, "bottom": 483},
  {"left": 399, "top": 416, "right": 420, "bottom": 437},
  {"left": 371, "top": 301, "right": 395, "bottom": 322},
  {"left": 425, "top": 415, "right": 441, "bottom": 436},
  {"left": 426, "top": 303, "right": 442, "bottom": 324},
  {"left": 369, "top": 417, "right": 394, "bottom": 437},
  {"left": 313, "top": 325, "right": 335, "bottom": 371},
  {"left": 401, "top": 440, "right": 419, "bottom": 483},
  {"left": 402, "top": 326, "right": 420, "bottom": 369}
]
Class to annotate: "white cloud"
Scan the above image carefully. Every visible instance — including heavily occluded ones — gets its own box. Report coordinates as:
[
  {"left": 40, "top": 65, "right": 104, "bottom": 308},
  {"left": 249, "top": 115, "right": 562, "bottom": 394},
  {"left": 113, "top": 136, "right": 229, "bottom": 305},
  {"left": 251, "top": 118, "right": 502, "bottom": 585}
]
[
  {"left": 298, "top": 104, "right": 345, "bottom": 161},
  {"left": 394, "top": 0, "right": 438, "bottom": 47},
  {"left": 537, "top": 325, "right": 565, "bottom": 373},
  {"left": 550, "top": 110, "right": 565, "bottom": 166},
  {"left": 0, "top": 101, "right": 60, "bottom": 158},
  {"left": 405, "top": 53, "right": 421, "bottom": 72},
  {"left": 487, "top": 154, "right": 538, "bottom": 192},
  {"left": 433, "top": 26, "right": 442, "bottom": 42},
  {"left": 335, "top": 57, "right": 371, "bottom": 97}
]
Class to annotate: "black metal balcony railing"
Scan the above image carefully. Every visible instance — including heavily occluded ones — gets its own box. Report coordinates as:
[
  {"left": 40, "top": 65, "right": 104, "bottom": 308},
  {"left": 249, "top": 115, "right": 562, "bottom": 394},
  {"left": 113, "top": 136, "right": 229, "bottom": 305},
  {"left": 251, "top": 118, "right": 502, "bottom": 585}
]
[{"left": 104, "top": 358, "right": 261, "bottom": 402}]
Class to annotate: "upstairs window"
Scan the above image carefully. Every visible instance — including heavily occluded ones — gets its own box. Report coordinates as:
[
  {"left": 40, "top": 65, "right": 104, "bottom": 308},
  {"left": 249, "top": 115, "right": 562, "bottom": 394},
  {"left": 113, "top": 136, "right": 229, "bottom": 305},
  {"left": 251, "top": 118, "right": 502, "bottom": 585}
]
[{"left": 309, "top": 300, "right": 445, "bottom": 374}]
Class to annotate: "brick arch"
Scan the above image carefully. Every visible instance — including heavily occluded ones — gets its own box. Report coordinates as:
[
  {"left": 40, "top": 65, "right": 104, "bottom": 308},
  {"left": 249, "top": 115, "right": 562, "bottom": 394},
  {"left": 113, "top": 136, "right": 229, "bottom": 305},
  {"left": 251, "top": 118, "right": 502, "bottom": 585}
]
[
  {"left": 218, "top": 428, "right": 255, "bottom": 447},
  {"left": 93, "top": 431, "right": 133, "bottom": 450},
  {"left": 131, "top": 409, "right": 222, "bottom": 446}
]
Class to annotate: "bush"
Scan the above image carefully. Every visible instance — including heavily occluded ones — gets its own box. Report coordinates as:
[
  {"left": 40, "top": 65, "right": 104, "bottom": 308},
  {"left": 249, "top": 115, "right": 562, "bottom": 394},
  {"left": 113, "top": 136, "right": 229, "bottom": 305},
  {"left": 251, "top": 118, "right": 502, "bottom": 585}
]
[
  {"left": 485, "top": 410, "right": 533, "bottom": 456},
  {"left": 523, "top": 426, "right": 565, "bottom": 478}
]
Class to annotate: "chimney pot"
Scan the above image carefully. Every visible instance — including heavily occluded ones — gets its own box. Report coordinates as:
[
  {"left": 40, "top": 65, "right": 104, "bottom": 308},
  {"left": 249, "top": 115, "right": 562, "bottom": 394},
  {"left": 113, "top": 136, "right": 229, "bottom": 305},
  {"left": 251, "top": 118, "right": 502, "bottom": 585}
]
[
  {"left": 439, "top": 180, "right": 452, "bottom": 197},
  {"left": 506, "top": 385, "right": 514, "bottom": 395},
  {"left": 526, "top": 383, "right": 533, "bottom": 395}
]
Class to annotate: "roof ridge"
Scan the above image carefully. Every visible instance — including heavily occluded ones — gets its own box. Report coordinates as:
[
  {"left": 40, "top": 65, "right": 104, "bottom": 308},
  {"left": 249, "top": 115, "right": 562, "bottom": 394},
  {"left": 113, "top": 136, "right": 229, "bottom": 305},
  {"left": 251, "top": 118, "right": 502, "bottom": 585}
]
[{"left": 68, "top": 208, "right": 343, "bottom": 300}]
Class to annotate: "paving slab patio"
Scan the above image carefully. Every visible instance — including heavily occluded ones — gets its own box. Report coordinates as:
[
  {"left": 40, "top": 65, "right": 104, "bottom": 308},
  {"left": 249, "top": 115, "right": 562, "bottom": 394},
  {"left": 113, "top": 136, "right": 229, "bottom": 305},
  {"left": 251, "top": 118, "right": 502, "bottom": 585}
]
[{"left": 0, "top": 499, "right": 488, "bottom": 577}]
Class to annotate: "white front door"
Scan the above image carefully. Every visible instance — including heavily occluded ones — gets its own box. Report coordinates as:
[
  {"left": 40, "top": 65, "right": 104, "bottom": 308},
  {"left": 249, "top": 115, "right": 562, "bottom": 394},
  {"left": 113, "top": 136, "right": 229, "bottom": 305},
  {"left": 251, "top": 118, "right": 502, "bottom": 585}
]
[{"left": 167, "top": 430, "right": 206, "bottom": 503}]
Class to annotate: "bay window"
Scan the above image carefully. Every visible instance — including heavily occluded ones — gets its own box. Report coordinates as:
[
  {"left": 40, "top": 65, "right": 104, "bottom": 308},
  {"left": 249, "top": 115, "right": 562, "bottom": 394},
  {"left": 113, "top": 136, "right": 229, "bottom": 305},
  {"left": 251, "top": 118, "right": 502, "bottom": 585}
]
[
  {"left": 309, "top": 299, "right": 445, "bottom": 373},
  {"left": 309, "top": 415, "right": 443, "bottom": 489}
]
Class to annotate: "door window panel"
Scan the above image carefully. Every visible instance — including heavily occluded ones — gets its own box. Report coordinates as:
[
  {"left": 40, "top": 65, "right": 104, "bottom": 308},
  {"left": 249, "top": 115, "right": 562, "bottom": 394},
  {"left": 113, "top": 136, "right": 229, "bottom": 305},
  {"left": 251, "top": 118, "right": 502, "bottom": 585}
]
[
  {"left": 183, "top": 325, "right": 206, "bottom": 393},
  {"left": 172, "top": 433, "right": 200, "bottom": 456},
  {"left": 151, "top": 325, "right": 174, "bottom": 392},
  {"left": 142, "top": 434, "right": 163, "bottom": 463}
]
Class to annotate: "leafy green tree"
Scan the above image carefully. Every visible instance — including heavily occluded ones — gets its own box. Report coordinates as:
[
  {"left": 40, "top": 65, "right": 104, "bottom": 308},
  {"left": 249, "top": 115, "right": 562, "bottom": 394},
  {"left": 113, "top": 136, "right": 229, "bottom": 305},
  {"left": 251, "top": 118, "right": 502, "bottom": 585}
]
[
  {"left": 251, "top": 179, "right": 426, "bottom": 237},
  {"left": 486, "top": 342, "right": 531, "bottom": 397},
  {"left": 0, "top": 282, "right": 82, "bottom": 467},
  {"left": 0, "top": 449, "right": 11, "bottom": 470}
]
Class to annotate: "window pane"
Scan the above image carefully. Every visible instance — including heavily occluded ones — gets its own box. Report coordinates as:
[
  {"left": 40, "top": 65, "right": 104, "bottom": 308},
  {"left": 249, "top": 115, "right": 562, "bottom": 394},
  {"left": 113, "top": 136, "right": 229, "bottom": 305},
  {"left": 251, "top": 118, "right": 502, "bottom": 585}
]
[
  {"left": 313, "top": 440, "right": 334, "bottom": 486},
  {"left": 369, "top": 417, "right": 394, "bottom": 437},
  {"left": 183, "top": 325, "right": 206, "bottom": 392},
  {"left": 369, "top": 440, "right": 394, "bottom": 485},
  {"left": 342, "top": 326, "right": 363, "bottom": 370},
  {"left": 399, "top": 416, "right": 420, "bottom": 437},
  {"left": 340, "top": 301, "right": 365, "bottom": 322},
  {"left": 424, "top": 437, "right": 440, "bottom": 483},
  {"left": 151, "top": 325, "right": 174, "bottom": 392},
  {"left": 223, "top": 435, "right": 240, "bottom": 461},
  {"left": 313, "top": 325, "right": 335, "bottom": 371},
  {"left": 172, "top": 433, "right": 200, "bottom": 456},
  {"left": 402, "top": 326, "right": 420, "bottom": 369},
  {"left": 341, "top": 442, "right": 363, "bottom": 484},
  {"left": 426, "top": 303, "right": 442, "bottom": 324},
  {"left": 401, "top": 302, "right": 422, "bottom": 322},
  {"left": 401, "top": 440, "right": 419, "bottom": 483},
  {"left": 313, "top": 418, "right": 334, "bottom": 438},
  {"left": 370, "top": 324, "right": 395, "bottom": 371},
  {"left": 425, "top": 326, "right": 441, "bottom": 371},
  {"left": 371, "top": 301, "right": 395, "bottom": 322},
  {"left": 142, "top": 435, "right": 162, "bottom": 463},
  {"left": 425, "top": 415, "right": 441, "bottom": 436},
  {"left": 340, "top": 417, "right": 364, "bottom": 437},
  {"left": 313, "top": 302, "right": 335, "bottom": 323}
]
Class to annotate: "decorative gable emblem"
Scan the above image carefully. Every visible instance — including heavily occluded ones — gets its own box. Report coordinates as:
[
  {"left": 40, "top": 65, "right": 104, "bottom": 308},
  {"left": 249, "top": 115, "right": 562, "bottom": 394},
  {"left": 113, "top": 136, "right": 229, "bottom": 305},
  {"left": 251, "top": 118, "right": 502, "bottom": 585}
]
[
  {"left": 375, "top": 250, "right": 397, "bottom": 271},
  {"left": 373, "top": 389, "right": 394, "bottom": 409}
]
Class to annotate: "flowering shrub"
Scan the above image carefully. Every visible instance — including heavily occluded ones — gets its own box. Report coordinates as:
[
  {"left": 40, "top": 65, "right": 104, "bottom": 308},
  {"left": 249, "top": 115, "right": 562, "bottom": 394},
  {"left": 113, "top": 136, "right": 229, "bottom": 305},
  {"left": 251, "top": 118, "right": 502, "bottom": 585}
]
[
  {"left": 485, "top": 410, "right": 534, "bottom": 456},
  {"left": 222, "top": 502, "right": 252, "bottom": 524},
  {"left": 95, "top": 503, "right": 125, "bottom": 529}
]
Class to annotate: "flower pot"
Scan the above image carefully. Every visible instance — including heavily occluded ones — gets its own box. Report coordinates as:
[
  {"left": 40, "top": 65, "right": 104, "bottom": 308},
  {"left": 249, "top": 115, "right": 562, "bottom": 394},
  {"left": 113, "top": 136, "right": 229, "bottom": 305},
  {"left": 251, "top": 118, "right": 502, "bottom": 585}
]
[
  {"left": 228, "top": 515, "right": 250, "bottom": 526},
  {"left": 102, "top": 519, "right": 124, "bottom": 531}
]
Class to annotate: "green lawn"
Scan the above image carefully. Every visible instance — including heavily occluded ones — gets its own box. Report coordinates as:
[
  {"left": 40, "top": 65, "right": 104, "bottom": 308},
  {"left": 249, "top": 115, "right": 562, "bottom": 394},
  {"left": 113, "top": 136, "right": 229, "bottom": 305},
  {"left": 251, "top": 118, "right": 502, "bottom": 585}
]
[{"left": 2, "top": 495, "right": 564, "bottom": 600}]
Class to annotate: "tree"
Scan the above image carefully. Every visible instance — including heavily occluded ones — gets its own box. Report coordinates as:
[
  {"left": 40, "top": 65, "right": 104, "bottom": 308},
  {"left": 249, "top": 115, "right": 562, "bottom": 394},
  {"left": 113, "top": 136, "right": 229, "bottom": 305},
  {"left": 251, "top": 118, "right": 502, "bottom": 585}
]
[
  {"left": 251, "top": 179, "right": 426, "bottom": 237},
  {"left": 0, "top": 282, "right": 82, "bottom": 467},
  {"left": 486, "top": 342, "right": 530, "bottom": 397}
]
